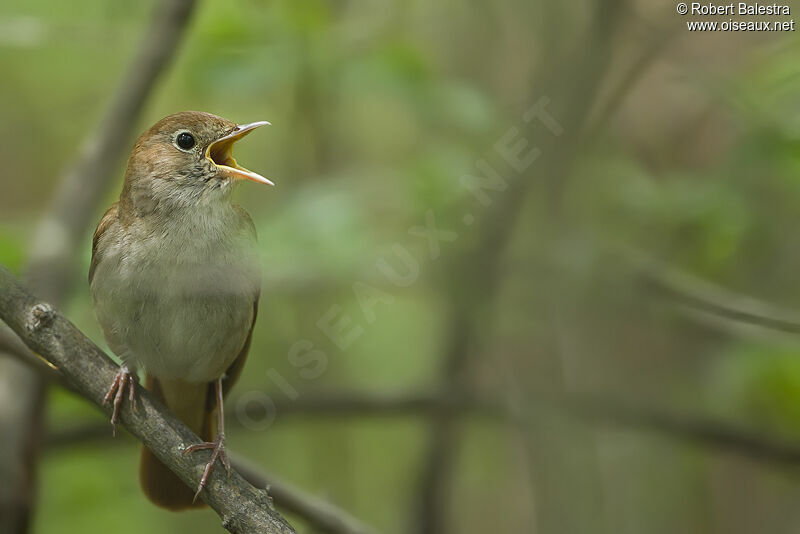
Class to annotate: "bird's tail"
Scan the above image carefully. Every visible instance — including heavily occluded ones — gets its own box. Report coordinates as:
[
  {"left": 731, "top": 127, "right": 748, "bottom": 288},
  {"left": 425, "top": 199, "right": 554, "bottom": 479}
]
[{"left": 139, "top": 374, "right": 215, "bottom": 510}]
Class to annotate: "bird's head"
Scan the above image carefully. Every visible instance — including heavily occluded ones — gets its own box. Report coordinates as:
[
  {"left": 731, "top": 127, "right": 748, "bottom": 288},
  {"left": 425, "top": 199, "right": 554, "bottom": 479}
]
[{"left": 121, "top": 111, "right": 272, "bottom": 214}]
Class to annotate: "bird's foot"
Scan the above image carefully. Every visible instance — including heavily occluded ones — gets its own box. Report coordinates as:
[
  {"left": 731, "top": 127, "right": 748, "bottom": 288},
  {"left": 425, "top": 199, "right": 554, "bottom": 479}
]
[
  {"left": 102, "top": 364, "right": 137, "bottom": 436},
  {"left": 183, "top": 433, "right": 231, "bottom": 502}
]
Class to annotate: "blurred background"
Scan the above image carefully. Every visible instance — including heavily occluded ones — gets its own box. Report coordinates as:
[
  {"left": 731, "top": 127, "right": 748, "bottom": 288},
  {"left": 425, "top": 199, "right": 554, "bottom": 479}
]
[{"left": 3, "top": 0, "right": 800, "bottom": 533}]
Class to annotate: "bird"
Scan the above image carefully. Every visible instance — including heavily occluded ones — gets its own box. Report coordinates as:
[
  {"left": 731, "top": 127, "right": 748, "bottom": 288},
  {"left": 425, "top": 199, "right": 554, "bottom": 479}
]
[{"left": 88, "top": 111, "right": 272, "bottom": 509}]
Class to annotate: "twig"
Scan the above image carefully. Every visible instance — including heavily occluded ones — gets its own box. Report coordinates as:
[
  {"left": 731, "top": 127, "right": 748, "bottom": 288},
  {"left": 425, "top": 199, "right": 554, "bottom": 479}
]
[
  {"left": 272, "top": 390, "right": 800, "bottom": 471},
  {"left": 27, "top": 0, "right": 198, "bottom": 301},
  {"left": 0, "top": 264, "right": 295, "bottom": 534},
  {"left": 269, "top": 390, "right": 505, "bottom": 419},
  {"left": 562, "top": 394, "right": 800, "bottom": 467},
  {"left": 642, "top": 259, "right": 800, "bottom": 336},
  {"left": 44, "top": 391, "right": 508, "bottom": 451},
  {"left": 232, "top": 455, "right": 379, "bottom": 534}
]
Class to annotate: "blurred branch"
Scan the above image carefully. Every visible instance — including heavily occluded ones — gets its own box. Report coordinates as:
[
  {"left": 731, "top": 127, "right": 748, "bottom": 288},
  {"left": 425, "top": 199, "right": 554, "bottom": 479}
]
[
  {"left": 276, "top": 391, "right": 800, "bottom": 468},
  {"left": 633, "top": 252, "right": 800, "bottom": 336},
  {"left": 231, "top": 456, "right": 380, "bottom": 534},
  {"left": 46, "top": 386, "right": 800, "bottom": 470},
  {"left": 0, "top": 2, "right": 198, "bottom": 531},
  {"left": 269, "top": 390, "right": 505, "bottom": 420},
  {"left": 585, "top": 24, "right": 675, "bottom": 139},
  {"left": 563, "top": 393, "right": 800, "bottom": 467},
  {"left": 0, "top": 0, "right": 195, "bottom": 533},
  {"left": 0, "top": 354, "right": 44, "bottom": 534},
  {"left": 0, "top": 264, "right": 295, "bottom": 534},
  {"left": 413, "top": 2, "right": 634, "bottom": 532},
  {"left": 28, "top": 0, "right": 198, "bottom": 300}
]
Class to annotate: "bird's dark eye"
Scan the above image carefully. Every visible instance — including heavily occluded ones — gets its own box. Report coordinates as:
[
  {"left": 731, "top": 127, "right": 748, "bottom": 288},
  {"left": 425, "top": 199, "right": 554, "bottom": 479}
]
[{"left": 176, "top": 132, "right": 195, "bottom": 150}]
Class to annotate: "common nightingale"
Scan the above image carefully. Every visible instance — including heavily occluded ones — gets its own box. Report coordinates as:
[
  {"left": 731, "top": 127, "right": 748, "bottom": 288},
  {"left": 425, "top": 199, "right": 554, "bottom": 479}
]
[{"left": 89, "top": 111, "right": 271, "bottom": 509}]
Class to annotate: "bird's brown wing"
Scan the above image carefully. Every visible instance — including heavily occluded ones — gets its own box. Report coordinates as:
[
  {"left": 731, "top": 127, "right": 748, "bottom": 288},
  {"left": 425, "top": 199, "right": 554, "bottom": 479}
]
[
  {"left": 220, "top": 296, "right": 259, "bottom": 397},
  {"left": 221, "top": 205, "right": 260, "bottom": 396},
  {"left": 88, "top": 202, "right": 119, "bottom": 285}
]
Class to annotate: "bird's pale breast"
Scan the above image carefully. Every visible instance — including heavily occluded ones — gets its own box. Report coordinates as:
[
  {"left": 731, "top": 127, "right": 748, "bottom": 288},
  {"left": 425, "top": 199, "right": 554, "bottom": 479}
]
[{"left": 91, "top": 206, "right": 259, "bottom": 383}]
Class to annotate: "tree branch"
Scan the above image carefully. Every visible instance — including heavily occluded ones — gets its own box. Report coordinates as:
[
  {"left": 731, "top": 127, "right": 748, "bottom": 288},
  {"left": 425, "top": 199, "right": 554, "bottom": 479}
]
[
  {"left": 273, "top": 390, "right": 800, "bottom": 468},
  {"left": 561, "top": 393, "right": 800, "bottom": 467},
  {"left": 275, "top": 390, "right": 800, "bottom": 469},
  {"left": 269, "top": 390, "right": 505, "bottom": 420},
  {"left": 641, "top": 257, "right": 800, "bottom": 336},
  {"left": 27, "top": 0, "right": 199, "bottom": 301},
  {"left": 0, "top": 264, "right": 295, "bottom": 534}
]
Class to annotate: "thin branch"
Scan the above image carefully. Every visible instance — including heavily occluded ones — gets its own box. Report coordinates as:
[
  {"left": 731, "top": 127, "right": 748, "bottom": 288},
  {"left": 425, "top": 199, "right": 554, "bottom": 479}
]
[
  {"left": 632, "top": 251, "right": 800, "bottom": 336},
  {"left": 44, "top": 391, "right": 507, "bottom": 451},
  {"left": 27, "top": 0, "right": 198, "bottom": 302},
  {"left": 0, "top": 264, "right": 295, "bottom": 534},
  {"left": 584, "top": 17, "right": 675, "bottom": 139},
  {"left": 268, "top": 391, "right": 505, "bottom": 420},
  {"left": 232, "top": 456, "right": 379, "bottom": 534},
  {"left": 562, "top": 393, "right": 800, "bottom": 467},
  {"left": 275, "top": 391, "right": 800, "bottom": 469},
  {"left": 413, "top": 2, "right": 632, "bottom": 531}
]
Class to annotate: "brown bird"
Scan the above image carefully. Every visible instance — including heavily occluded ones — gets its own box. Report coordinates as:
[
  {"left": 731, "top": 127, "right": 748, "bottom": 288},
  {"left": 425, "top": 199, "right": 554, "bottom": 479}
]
[{"left": 89, "top": 111, "right": 272, "bottom": 509}]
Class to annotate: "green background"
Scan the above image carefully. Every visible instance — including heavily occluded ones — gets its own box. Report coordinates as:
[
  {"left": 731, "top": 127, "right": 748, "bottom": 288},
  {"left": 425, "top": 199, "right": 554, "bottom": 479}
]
[{"left": 3, "top": 1, "right": 800, "bottom": 533}]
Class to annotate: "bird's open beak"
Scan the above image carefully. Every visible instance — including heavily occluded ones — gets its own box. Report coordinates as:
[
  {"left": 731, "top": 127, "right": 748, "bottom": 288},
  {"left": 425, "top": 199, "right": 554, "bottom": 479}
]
[{"left": 206, "top": 121, "right": 273, "bottom": 185}]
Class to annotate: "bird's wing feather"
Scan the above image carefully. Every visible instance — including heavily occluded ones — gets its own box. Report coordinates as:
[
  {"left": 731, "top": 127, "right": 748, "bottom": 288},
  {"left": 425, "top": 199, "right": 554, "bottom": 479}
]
[
  {"left": 220, "top": 205, "right": 260, "bottom": 396},
  {"left": 220, "top": 296, "right": 259, "bottom": 398},
  {"left": 88, "top": 202, "right": 119, "bottom": 285}
]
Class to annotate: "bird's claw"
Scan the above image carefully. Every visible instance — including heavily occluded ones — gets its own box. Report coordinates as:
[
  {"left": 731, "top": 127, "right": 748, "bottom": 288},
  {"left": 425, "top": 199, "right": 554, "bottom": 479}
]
[
  {"left": 102, "top": 365, "right": 137, "bottom": 436},
  {"left": 183, "top": 433, "right": 230, "bottom": 502}
]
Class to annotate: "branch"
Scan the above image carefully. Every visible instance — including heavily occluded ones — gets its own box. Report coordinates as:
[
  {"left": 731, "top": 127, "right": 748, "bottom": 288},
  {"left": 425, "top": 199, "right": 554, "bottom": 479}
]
[
  {"left": 561, "top": 393, "right": 800, "bottom": 467},
  {"left": 27, "top": 0, "right": 199, "bottom": 302},
  {"left": 274, "top": 391, "right": 800, "bottom": 468},
  {"left": 632, "top": 251, "right": 800, "bottom": 336},
  {"left": 272, "top": 390, "right": 800, "bottom": 470},
  {"left": 413, "top": 1, "right": 632, "bottom": 530},
  {"left": 269, "top": 390, "right": 505, "bottom": 420},
  {"left": 0, "top": 264, "right": 295, "bottom": 534}
]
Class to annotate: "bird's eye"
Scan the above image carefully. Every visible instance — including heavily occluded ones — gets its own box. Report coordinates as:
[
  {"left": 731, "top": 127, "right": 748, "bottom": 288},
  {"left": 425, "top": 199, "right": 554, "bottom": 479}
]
[{"left": 176, "top": 132, "right": 195, "bottom": 150}]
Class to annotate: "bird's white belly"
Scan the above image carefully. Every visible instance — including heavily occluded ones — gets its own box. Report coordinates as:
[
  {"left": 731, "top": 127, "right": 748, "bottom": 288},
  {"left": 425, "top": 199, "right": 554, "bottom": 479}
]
[{"left": 91, "top": 229, "right": 258, "bottom": 383}]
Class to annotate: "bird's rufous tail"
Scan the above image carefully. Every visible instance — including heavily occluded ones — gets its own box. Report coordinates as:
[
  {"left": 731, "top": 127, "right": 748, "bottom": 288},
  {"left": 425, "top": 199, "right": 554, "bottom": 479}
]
[{"left": 139, "top": 374, "right": 214, "bottom": 510}]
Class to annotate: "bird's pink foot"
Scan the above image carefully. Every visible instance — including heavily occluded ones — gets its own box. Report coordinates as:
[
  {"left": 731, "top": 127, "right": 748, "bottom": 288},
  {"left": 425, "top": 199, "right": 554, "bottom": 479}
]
[
  {"left": 183, "top": 433, "right": 231, "bottom": 502},
  {"left": 102, "top": 364, "right": 137, "bottom": 436}
]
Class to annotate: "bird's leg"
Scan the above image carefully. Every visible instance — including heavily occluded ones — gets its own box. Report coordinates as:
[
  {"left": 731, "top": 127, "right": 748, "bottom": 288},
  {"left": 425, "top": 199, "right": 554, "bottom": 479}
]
[
  {"left": 102, "top": 363, "right": 138, "bottom": 436},
  {"left": 182, "top": 378, "right": 230, "bottom": 502}
]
